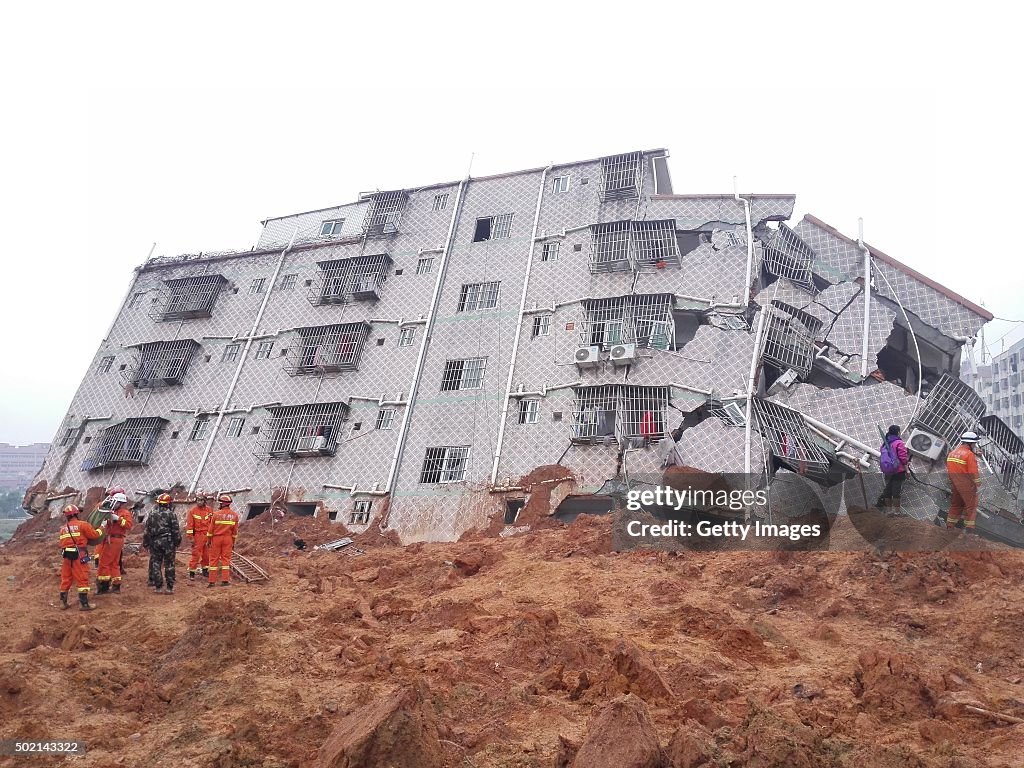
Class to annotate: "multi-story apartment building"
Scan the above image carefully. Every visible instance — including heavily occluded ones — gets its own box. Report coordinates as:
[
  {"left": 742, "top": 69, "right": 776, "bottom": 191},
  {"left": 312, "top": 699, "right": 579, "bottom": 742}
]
[
  {"left": 30, "top": 148, "right": 1014, "bottom": 541},
  {"left": 967, "top": 338, "right": 1024, "bottom": 439},
  {"left": 0, "top": 443, "right": 50, "bottom": 491}
]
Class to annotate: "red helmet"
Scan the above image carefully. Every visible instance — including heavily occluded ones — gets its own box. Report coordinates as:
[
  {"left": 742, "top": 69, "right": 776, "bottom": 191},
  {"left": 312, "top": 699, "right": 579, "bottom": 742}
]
[
  {"left": 218, "top": 494, "right": 232, "bottom": 506},
  {"left": 106, "top": 486, "right": 126, "bottom": 497},
  {"left": 156, "top": 493, "right": 172, "bottom": 506},
  {"left": 63, "top": 504, "right": 80, "bottom": 517}
]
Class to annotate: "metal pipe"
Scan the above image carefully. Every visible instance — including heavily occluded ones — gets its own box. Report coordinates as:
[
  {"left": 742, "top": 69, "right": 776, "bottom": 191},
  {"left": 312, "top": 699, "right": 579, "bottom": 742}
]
[
  {"left": 799, "top": 411, "right": 880, "bottom": 458},
  {"left": 858, "top": 218, "right": 871, "bottom": 378},
  {"left": 491, "top": 163, "right": 552, "bottom": 485},
  {"left": 384, "top": 176, "right": 469, "bottom": 499},
  {"left": 744, "top": 282, "right": 778, "bottom": 475},
  {"left": 189, "top": 228, "right": 297, "bottom": 493},
  {"left": 874, "top": 262, "right": 924, "bottom": 426},
  {"left": 734, "top": 178, "right": 755, "bottom": 305}
]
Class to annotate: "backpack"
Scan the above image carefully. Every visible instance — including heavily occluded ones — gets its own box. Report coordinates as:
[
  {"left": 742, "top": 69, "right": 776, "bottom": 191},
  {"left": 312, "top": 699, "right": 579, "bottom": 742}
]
[{"left": 879, "top": 437, "right": 901, "bottom": 475}]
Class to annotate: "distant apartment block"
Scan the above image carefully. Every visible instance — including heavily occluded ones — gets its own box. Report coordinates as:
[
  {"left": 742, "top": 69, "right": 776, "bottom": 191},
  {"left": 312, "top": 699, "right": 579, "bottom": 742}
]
[{"left": 0, "top": 443, "right": 50, "bottom": 490}]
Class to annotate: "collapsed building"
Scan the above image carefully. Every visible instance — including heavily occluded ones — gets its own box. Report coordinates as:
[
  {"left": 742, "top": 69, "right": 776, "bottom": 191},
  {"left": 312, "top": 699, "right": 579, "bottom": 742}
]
[{"left": 25, "top": 149, "right": 1024, "bottom": 543}]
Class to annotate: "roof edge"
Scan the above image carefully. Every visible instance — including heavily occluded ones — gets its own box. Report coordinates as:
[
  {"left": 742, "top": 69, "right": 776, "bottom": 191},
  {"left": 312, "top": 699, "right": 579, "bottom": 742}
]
[{"left": 651, "top": 193, "right": 796, "bottom": 201}]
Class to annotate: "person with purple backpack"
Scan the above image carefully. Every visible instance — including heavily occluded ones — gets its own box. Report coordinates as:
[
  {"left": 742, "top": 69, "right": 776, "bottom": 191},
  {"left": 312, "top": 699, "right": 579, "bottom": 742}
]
[{"left": 876, "top": 424, "right": 910, "bottom": 515}]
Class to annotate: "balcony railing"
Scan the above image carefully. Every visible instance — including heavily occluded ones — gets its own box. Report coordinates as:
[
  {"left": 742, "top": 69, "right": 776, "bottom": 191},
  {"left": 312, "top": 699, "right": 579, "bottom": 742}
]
[
  {"left": 154, "top": 275, "right": 227, "bottom": 321},
  {"left": 82, "top": 417, "right": 167, "bottom": 471},
  {"left": 283, "top": 323, "right": 370, "bottom": 375},
  {"left": 121, "top": 340, "right": 201, "bottom": 389},
  {"left": 308, "top": 254, "right": 392, "bottom": 306},
  {"left": 362, "top": 191, "right": 408, "bottom": 239},
  {"left": 256, "top": 402, "right": 348, "bottom": 459}
]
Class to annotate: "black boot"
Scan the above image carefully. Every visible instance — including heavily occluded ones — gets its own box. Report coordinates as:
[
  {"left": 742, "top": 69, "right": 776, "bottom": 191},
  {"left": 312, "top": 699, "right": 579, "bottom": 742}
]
[
  {"left": 188, "top": 571, "right": 195, "bottom": 581},
  {"left": 59, "top": 591, "right": 69, "bottom": 610},
  {"left": 201, "top": 567, "right": 209, "bottom": 577},
  {"left": 79, "top": 593, "right": 94, "bottom": 611},
  {"left": 111, "top": 583, "right": 121, "bottom": 594},
  {"left": 97, "top": 581, "right": 110, "bottom": 595}
]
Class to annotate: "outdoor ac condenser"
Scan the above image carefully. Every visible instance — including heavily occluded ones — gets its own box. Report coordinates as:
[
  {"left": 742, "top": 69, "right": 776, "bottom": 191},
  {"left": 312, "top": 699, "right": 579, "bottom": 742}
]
[
  {"left": 574, "top": 346, "right": 602, "bottom": 368},
  {"left": 609, "top": 343, "right": 637, "bottom": 365},
  {"left": 906, "top": 428, "right": 946, "bottom": 461}
]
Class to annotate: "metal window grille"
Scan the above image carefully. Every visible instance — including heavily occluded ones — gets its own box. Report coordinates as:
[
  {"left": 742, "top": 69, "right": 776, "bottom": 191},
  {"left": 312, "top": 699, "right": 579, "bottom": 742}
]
[
  {"left": 571, "top": 385, "right": 668, "bottom": 442},
  {"left": 457, "top": 281, "right": 500, "bottom": 312},
  {"left": 255, "top": 341, "right": 274, "bottom": 360},
  {"left": 363, "top": 191, "right": 407, "bottom": 238},
  {"left": 419, "top": 446, "right": 470, "bottom": 483},
  {"left": 222, "top": 343, "right": 241, "bottom": 364},
  {"left": 128, "top": 292, "right": 143, "bottom": 308},
  {"left": 82, "top": 417, "right": 167, "bottom": 471},
  {"left": 284, "top": 323, "right": 370, "bottom": 375},
  {"left": 979, "top": 414, "right": 1024, "bottom": 496},
  {"left": 518, "top": 399, "right": 539, "bottom": 424},
  {"left": 531, "top": 315, "right": 550, "bottom": 338},
  {"left": 541, "top": 242, "right": 559, "bottom": 262},
  {"left": 320, "top": 219, "right": 345, "bottom": 237},
  {"left": 250, "top": 277, "right": 267, "bottom": 294},
  {"left": 190, "top": 419, "right": 210, "bottom": 441},
  {"left": 309, "top": 253, "right": 392, "bottom": 305},
  {"left": 60, "top": 428, "right": 75, "bottom": 447},
  {"left": 99, "top": 356, "right": 115, "bottom": 373},
  {"left": 710, "top": 401, "right": 747, "bottom": 427},
  {"left": 257, "top": 402, "right": 348, "bottom": 459},
  {"left": 760, "top": 301, "right": 822, "bottom": 375},
  {"left": 280, "top": 273, "right": 298, "bottom": 291},
  {"left": 751, "top": 397, "right": 832, "bottom": 474},
  {"left": 432, "top": 193, "right": 449, "bottom": 211},
  {"left": 552, "top": 175, "right": 570, "bottom": 193},
  {"left": 399, "top": 328, "right": 416, "bottom": 347},
  {"left": 441, "top": 357, "right": 487, "bottom": 391},
  {"left": 375, "top": 408, "right": 395, "bottom": 430},
  {"left": 226, "top": 417, "right": 245, "bottom": 438},
  {"left": 473, "top": 213, "right": 514, "bottom": 242},
  {"left": 157, "top": 275, "right": 226, "bottom": 321},
  {"left": 764, "top": 223, "right": 816, "bottom": 291},
  {"left": 351, "top": 499, "right": 372, "bottom": 524},
  {"left": 416, "top": 257, "right": 434, "bottom": 275},
  {"left": 589, "top": 220, "right": 679, "bottom": 273},
  {"left": 581, "top": 294, "right": 674, "bottom": 350},
  {"left": 123, "top": 339, "right": 200, "bottom": 388},
  {"left": 913, "top": 373, "right": 987, "bottom": 445},
  {"left": 600, "top": 151, "right": 643, "bottom": 201}
]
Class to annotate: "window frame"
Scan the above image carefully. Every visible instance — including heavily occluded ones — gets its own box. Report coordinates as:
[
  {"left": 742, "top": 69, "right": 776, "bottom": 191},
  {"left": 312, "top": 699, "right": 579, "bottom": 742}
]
[
  {"left": 250, "top": 277, "right": 267, "bottom": 295},
  {"left": 432, "top": 193, "right": 449, "bottom": 211},
  {"left": 441, "top": 357, "right": 487, "bottom": 392},
  {"left": 399, "top": 327, "right": 416, "bottom": 347},
  {"left": 518, "top": 399, "right": 539, "bottom": 424},
  {"left": 457, "top": 281, "right": 500, "bottom": 312},
  {"left": 552, "top": 175, "right": 570, "bottom": 194},
  {"left": 416, "top": 257, "right": 434, "bottom": 275},
  {"left": 99, "top": 356, "right": 115, "bottom": 373},
  {"left": 222, "top": 343, "right": 242, "bottom": 364},
  {"left": 375, "top": 408, "right": 396, "bottom": 430},
  {"left": 320, "top": 219, "right": 345, "bottom": 237},
  {"left": 226, "top": 416, "right": 245, "bottom": 438},
  {"left": 254, "top": 341, "right": 274, "bottom": 360},
  {"left": 531, "top": 315, "right": 550, "bottom": 338},
  {"left": 419, "top": 446, "right": 470, "bottom": 484},
  {"left": 473, "top": 213, "right": 514, "bottom": 242},
  {"left": 541, "top": 241, "right": 559, "bottom": 262},
  {"left": 279, "top": 273, "right": 298, "bottom": 291},
  {"left": 190, "top": 418, "right": 210, "bottom": 442}
]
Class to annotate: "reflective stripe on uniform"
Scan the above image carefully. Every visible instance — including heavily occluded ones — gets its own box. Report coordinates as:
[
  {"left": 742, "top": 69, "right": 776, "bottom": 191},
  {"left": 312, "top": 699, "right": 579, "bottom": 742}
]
[{"left": 214, "top": 520, "right": 237, "bottom": 525}]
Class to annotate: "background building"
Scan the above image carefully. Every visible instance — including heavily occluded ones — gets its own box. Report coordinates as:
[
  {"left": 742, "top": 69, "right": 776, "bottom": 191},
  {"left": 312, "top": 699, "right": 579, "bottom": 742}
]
[
  {"left": 29, "top": 149, "right": 1012, "bottom": 541},
  {"left": 965, "top": 338, "right": 1024, "bottom": 440},
  {"left": 0, "top": 443, "right": 50, "bottom": 491}
]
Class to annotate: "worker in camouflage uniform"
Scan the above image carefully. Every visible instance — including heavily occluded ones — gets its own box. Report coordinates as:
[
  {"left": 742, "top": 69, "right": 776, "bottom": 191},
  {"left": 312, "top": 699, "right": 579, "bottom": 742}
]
[{"left": 143, "top": 493, "right": 182, "bottom": 593}]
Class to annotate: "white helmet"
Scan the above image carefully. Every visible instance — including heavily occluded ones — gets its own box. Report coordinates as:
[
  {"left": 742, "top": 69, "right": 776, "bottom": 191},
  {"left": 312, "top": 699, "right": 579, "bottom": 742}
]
[
  {"left": 960, "top": 431, "right": 980, "bottom": 444},
  {"left": 111, "top": 492, "right": 129, "bottom": 503}
]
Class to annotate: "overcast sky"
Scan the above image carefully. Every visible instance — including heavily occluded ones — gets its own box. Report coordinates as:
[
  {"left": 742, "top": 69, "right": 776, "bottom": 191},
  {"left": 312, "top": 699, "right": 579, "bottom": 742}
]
[{"left": 2, "top": 3, "right": 1021, "bottom": 446}]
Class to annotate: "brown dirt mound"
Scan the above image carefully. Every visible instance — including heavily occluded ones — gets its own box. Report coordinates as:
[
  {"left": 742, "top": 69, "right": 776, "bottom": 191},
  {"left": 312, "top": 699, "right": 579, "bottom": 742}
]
[
  {"left": 854, "top": 649, "right": 939, "bottom": 718},
  {"left": 570, "top": 693, "right": 663, "bottom": 768}
]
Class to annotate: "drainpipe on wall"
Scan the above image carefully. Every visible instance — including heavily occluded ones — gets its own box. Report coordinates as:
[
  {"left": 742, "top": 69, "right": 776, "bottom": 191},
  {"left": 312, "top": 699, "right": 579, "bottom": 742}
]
[
  {"left": 734, "top": 179, "right": 755, "bottom": 304},
  {"left": 858, "top": 218, "right": 871, "bottom": 379},
  {"left": 382, "top": 177, "right": 469, "bottom": 508},
  {"left": 743, "top": 281, "right": 779, "bottom": 480},
  {"left": 189, "top": 228, "right": 297, "bottom": 494},
  {"left": 491, "top": 163, "right": 552, "bottom": 485}
]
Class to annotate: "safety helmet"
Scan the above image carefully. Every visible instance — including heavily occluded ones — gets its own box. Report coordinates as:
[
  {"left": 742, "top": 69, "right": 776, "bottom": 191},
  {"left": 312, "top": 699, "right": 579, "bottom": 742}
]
[
  {"left": 63, "top": 504, "right": 80, "bottom": 517},
  {"left": 111, "top": 492, "right": 128, "bottom": 504},
  {"left": 196, "top": 490, "right": 208, "bottom": 500},
  {"left": 106, "top": 486, "right": 126, "bottom": 497},
  {"left": 156, "top": 493, "right": 172, "bottom": 506},
  {"left": 960, "top": 431, "right": 980, "bottom": 444},
  {"left": 218, "top": 493, "right": 232, "bottom": 506}
]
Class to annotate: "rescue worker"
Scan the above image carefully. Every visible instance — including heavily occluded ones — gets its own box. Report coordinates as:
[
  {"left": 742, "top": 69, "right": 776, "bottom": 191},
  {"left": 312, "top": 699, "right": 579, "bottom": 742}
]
[
  {"left": 91, "top": 486, "right": 125, "bottom": 577},
  {"left": 207, "top": 494, "right": 240, "bottom": 587},
  {"left": 143, "top": 493, "right": 181, "bottom": 593},
  {"left": 945, "top": 431, "right": 982, "bottom": 535},
  {"left": 185, "top": 492, "right": 213, "bottom": 582},
  {"left": 58, "top": 505, "right": 101, "bottom": 611},
  {"left": 97, "top": 492, "right": 133, "bottom": 594}
]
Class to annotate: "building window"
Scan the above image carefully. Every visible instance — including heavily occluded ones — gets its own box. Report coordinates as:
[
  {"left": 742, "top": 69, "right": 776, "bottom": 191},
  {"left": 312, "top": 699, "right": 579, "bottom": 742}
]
[
  {"left": 60, "top": 428, "right": 75, "bottom": 447},
  {"left": 399, "top": 328, "right": 416, "bottom": 347},
  {"left": 127, "top": 340, "right": 201, "bottom": 388},
  {"left": 420, "top": 446, "right": 470, "bottom": 484},
  {"left": 83, "top": 417, "right": 166, "bottom": 471},
  {"left": 160, "top": 274, "right": 227, "bottom": 321},
  {"left": 255, "top": 341, "right": 274, "bottom": 360},
  {"left": 320, "top": 219, "right": 345, "bottom": 237},
  {"left": 190, "top": 419, "right": 210, "bottom": 441},
  {"left": 222, "top": 343, "right": 242, "bottom": 364},
  {"left": 518, "top": 399, "right": 539, "bottom": 424},
  {"left": 432, "top": 193, "right": 449, "bottom": 211},
  {"left": 375, "top": 408, "right": 396, "bottom": 430},
  {"left": 541, "top": 242, "right": 559, "bottom": 262},
  {"left": 99, "top": 356, "right": 115, "bottom": 373},
  {"left": 128, "top": 292, "right": 144, "bottom": 308},
  {"left": 552, "top": 175, "right": 570, "bottom": 194},
  {"left": 457, "top": 281, "right": 500, "bottom": 312},
  {"left": 280, "top": 273, "right": 298, "bottom": 291},
  {"left": 350, "top": 500, "right": 372, "bottom": 525},
  {"left": 286, "top": 323, "right": 369, "bottom": 374},
  {"left": 416, "top": 257, "right": 434, "bottom": 275},
  {"left": 473, "top": 213, "right": 513, "bottom": 242},
  {"left": 250, "top": 278, "right": 267, "bottom": 295},
  {"left": 259, "top": 402, "right": 347, "bottom": 458},
  {"left": 441, "top": 358, "right": 487, "bottom": 391},
  {"left": 312, "top": 254, "right": 392, "bottom": 305},
  {"left": 531, "top": 315, "right": 550, "bottom": 338},
  {"left": 226, "top": 417, "right": 245, "bottom": 438}
]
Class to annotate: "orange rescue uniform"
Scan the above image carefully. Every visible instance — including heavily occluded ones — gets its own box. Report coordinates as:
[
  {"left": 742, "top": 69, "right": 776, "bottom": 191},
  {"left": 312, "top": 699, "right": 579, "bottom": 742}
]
[
  {"left": 59, "top": 519, "right": 101, "bottom": 594},
  {"left": 97, "top": 507, "right": 133, "bottom": 586},
  {"left": 186, "top": 504, "right": 212, "bottom": 575},
  {"left": 946, "top": 444, "right": 981, "bottom": 530},
  {"left": 207, "top": 507, "right": 240, "bottom": 584}
]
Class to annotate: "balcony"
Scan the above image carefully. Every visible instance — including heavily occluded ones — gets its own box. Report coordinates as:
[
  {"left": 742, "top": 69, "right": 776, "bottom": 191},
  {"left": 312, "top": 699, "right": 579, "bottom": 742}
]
[
  {"left": 362, "top": 191, "right": 408, "bottom": 239},
  {"left": 121, "top": 340, "right": 201, "bottom": 389},
  {"left": 154, "top": 275, "right": 227, "bottom": 321},
  {"left": 599, "top": 151, "right": 643, "bottom": 202},
  {"left": 589, "top": 220, "right": 680, "bottom": 274},
  {"left": 283, "top": 323, "right": 370, "bottom": 375},
  {"left": 82, "top": 417, "right": 167, "bottom": 471},
  {"left": 256, "top": 402, "right": 348, "bottom": 459},
  {"left": 308, "top": 254, "right": 392, "bottom": 306}
]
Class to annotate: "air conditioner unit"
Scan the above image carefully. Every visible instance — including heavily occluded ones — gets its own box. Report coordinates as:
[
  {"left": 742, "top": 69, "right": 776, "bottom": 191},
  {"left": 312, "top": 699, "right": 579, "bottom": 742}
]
[
  {"left": 766, "top": 368, "right": 800, "bottom": 396},
  {"left": 906, "top": 428, "right": 946, "bottom": 461},
  {"left": 294, "top": 435, "right": 328, "bottom": 453},
  {"left": 609, "top": 343, "right": 637, "bottom": 365},
  {"left": 574, "top": 346, "right": 602, "bottom": 368}
]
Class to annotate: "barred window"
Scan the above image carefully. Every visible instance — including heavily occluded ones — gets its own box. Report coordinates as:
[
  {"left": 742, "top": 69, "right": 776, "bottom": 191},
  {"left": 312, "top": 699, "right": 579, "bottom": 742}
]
[
  {"left": 420, "top": 446, "right": 470, "bottom": 483},
  {"left": 441, "top": 358, "right": 486, "bottom": 391},
  {"left": 250, "top": 277, "right": 267, "bottom": 294},
  {"left": 129, "top": 292, "right": 144, "bottom": 308},
  {"left": 190, "top": 419, "right": 210, "bottom": 441},
  {"left": 457, "top": 281, "right": 500, "bottom": 312},
  {"left": 222, "top": 343, "right": 241, "bottom": 364},
  {"left": 473, "top": 213, "right": 513, "bottom": 242},
  {"left": 279, "top": 273, "right": 298, "bottom": 291},
  {"left": 416, "top": 257, "right": 434, "bottom": 275},
  {"left": 518, "top": 400, "right": 539, "bottom": 424},
  {"left": 399, "top": 328, "right": 416, "bottom": 347},
  {"left": 255, "top": 341, "right": 274, "bottom": 360},
  {"left": 60, "top": 428, "right": 75, "bottom": 447},
  {"left": 350, "top": 499, "right": 372, "bottom": 525},
  {"left": 99, "top": 356, "right": 115, "bottom": 373},
  {"left": 226, "top": 417, "right": 245, "bottom": 438},
  {"left": 432, "top": 194, "right": 449, "bottom": 211},
  {"left": 541, "top": 242, "right": 559, "bottom": 262},
  {"left": 531, "top": 315, "right": 550, "bottom": 338},
  {"left": 375, "top": 409, "right": 395, "bottom": 430}
]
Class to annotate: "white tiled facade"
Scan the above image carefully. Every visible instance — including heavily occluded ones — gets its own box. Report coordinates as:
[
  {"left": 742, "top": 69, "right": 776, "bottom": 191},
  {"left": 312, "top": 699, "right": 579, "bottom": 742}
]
[{"left": 32, "top": 149, "right": 1001, "bottom": 540}]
